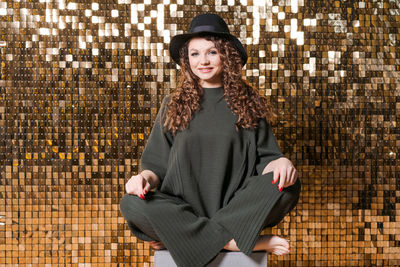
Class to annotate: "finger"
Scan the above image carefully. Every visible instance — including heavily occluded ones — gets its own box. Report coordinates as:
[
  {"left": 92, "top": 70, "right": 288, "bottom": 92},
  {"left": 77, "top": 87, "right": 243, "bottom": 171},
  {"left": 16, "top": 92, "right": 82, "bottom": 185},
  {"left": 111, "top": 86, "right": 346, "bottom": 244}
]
[
  {"left": 286, "top": 167, "right": 294, "bottom": 186},
  {"left": 134, "top": 174, "right": 146, "bottom": 199},
  {"left": 272, "top": 170, "right": 279, "bottom": 184},
  {"left": 290, "top": 169, "right": 297, "bottom": 185},
  {"left": 139, "top": 174, "right": 150, "bottom": 191},
  {"left": 143, "top": 180, "right": 151, "bottom": 195},
  {"left": 133, "top": 174, "right": 143, "bottom": 190},
  {"left": 278, "top": 169, "right": 286, "bottom": 191}
]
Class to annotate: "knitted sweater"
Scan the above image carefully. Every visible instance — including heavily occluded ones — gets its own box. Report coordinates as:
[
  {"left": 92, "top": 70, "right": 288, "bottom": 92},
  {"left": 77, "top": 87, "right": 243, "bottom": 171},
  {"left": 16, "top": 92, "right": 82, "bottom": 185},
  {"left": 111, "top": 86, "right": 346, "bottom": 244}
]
[{"left": 139, "top": 86, "right": 284, "bottom": 266}]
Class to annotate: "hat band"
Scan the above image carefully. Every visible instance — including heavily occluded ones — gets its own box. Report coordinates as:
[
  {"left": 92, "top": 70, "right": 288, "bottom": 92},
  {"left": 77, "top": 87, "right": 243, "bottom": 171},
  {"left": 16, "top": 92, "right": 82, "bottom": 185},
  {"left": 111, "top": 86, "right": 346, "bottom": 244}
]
[{"left": 191, "top": 25, "right": 227, "bottom": 34}]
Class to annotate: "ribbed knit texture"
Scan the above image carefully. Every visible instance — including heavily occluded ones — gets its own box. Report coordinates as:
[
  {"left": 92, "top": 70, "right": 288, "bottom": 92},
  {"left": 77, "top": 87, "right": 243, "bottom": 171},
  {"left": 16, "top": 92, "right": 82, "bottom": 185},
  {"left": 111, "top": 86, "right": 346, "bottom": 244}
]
[
  {"left": 211, "top": 172, "right": 282, "bottom": 255},
  {"left": 131, "top": 87, "right": 286, "bottom": 266}
]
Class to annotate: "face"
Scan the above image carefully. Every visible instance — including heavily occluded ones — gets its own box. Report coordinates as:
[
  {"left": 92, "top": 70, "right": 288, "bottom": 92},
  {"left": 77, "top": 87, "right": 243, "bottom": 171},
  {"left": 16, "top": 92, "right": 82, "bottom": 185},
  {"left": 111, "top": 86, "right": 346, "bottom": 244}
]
[{"left": 188, "top": 37, "right": 223, "bottom": 88}]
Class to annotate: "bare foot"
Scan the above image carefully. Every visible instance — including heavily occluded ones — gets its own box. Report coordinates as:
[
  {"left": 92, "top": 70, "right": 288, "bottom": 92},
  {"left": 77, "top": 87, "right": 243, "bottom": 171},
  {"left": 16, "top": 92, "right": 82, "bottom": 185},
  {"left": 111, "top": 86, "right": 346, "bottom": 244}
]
[
  {"left": 224, "top": 235, "right": 290, "bottom": 256},
  {"left": 253, "top": 235, "right": 290, "bottom": 255},
  {"left": 148, "top": 241, "right": 166, "bottom": 250},
  {"left": 224, "top": 238, "right": 240, "bottom": 251}
]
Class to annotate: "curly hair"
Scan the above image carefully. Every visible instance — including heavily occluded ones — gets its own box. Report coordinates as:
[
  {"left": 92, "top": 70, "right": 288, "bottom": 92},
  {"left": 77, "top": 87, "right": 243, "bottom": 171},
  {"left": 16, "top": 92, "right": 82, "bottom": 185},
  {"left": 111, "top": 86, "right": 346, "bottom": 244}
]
[{"left": 163, "top": 35, "right": 276, "bottom": 136}]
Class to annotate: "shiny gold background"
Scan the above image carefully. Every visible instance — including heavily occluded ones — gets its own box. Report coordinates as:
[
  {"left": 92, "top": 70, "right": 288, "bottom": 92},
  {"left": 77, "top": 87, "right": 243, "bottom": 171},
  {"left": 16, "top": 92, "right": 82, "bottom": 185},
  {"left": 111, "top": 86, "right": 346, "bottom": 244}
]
[{"left": 1, "top": 0, "right": 400, "bottom": 266}]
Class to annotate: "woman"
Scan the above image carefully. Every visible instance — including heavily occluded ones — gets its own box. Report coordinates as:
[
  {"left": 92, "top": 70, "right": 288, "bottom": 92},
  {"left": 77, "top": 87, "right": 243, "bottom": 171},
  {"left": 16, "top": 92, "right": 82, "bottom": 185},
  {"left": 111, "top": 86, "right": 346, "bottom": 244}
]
[{"left": 120, "top": 13, "right": 301, "bottom": 267}]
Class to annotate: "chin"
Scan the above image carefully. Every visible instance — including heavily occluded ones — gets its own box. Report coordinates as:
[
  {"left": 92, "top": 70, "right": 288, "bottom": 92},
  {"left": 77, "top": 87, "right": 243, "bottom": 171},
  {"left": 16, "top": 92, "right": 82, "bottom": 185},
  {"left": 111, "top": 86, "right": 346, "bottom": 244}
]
[{"left": 198, "top": 74, "right": 218, "bottom": 81}]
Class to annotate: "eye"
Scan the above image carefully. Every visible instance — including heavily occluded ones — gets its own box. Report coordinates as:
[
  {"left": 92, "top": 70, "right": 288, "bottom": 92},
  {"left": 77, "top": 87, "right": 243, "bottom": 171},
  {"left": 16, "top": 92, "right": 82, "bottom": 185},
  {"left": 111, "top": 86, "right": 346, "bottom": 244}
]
[
  {"left": 209, "top": 50, "right": 218, "bottom": 55},
  {"left": 190, "top": 52, "right": 198, "bottom": 56}
]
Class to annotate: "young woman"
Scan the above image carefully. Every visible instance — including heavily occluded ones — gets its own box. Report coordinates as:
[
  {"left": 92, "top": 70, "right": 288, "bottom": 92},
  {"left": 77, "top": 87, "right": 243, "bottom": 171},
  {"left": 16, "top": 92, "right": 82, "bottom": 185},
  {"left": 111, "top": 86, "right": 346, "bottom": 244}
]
[{"left": 120, "top": 13, "right": 301, "bottom": 267}]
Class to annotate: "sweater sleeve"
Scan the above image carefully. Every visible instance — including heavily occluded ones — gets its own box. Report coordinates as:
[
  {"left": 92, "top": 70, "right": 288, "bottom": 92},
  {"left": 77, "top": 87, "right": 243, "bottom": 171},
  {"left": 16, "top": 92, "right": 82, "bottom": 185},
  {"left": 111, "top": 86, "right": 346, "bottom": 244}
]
[
  {"left": 254, "top": 118, "right": 285, "bottom": 175},
  {"left": 139, "top": 95, "right": 173, "bottom": 182}
]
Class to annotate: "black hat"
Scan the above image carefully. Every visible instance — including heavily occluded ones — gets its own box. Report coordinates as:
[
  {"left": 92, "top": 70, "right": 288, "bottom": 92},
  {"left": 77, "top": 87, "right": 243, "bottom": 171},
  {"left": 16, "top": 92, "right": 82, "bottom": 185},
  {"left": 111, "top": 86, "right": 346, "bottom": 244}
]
[{"left": 169, "top": 13, "right": 247, "bottom": 66}]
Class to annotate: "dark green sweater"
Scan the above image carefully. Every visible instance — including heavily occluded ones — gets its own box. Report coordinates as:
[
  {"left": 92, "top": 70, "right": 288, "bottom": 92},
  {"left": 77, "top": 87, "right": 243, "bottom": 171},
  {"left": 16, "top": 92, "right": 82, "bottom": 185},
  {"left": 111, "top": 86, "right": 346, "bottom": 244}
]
[{"left": 139, "top": 86, "right": 284, "bottom": 266}]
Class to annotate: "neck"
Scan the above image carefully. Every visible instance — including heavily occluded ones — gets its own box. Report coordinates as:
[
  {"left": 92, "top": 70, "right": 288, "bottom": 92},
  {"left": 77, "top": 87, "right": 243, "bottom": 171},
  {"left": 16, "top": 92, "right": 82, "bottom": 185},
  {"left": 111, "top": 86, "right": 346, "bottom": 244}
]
[
  {"left": 199, "top": 80, "right": 222, "bottom": 88},
  {"left": 202, "top": 86, "right": 223, "bottom": 89}
]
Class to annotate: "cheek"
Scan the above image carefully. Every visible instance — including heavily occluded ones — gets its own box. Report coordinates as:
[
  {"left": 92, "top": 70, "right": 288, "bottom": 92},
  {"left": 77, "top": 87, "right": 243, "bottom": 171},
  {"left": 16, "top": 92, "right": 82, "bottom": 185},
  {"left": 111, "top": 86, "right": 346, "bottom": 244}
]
[
  {"left": 189, "top": 58, "right": 197, "bottom": 72},
  {"left": 216, "top": 60, "right": 223, "bottom": 72},
  {"left": 189, "top": 58, "right": 197, "bottom": 70},
  {"left": 214, "top": 57, "right": 222, "bottom": 69}
]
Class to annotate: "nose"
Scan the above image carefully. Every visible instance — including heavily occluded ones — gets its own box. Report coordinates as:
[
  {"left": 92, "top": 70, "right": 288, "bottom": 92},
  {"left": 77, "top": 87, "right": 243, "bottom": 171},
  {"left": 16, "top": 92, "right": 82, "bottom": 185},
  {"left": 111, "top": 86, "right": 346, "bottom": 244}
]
[{"left": 200, "top": 54, "right": 209, "bottom": 65}]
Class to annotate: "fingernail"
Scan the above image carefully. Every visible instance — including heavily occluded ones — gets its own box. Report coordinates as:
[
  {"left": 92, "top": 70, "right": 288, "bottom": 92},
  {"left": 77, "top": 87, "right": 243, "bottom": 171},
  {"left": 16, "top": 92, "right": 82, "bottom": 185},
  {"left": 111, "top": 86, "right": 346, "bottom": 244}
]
[
  {"left": 279, "top": 186, "right": 283, "bottom": 192},
  {"left": 272, "top": 179, "right": 276, "bottom": 184},
  {"left": 144, "top": 190, "right": 148, "bottom": 194},
  {"left": 140, "top": 194, "right": 144, "bottom": 199}
]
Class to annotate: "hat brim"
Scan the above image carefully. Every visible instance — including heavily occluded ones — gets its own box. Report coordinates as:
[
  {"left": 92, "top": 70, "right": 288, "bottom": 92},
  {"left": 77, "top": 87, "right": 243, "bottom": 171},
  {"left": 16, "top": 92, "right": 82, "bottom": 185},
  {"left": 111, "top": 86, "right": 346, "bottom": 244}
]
[{"left": 169, "top": 31, "right": 247, "bottom": 66}]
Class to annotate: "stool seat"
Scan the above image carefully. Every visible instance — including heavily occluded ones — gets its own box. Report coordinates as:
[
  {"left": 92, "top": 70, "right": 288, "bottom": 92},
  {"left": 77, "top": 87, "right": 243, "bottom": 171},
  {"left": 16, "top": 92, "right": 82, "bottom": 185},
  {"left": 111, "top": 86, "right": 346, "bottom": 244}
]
[{"left": 154, "top": 250, "right": 267, "bottom": 267}]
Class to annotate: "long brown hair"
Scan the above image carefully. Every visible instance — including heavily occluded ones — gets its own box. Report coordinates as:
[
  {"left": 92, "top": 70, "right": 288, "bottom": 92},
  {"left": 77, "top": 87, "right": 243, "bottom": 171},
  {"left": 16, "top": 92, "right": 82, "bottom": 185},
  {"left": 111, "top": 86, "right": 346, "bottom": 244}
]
[{"left": 163, "top": 35, "right": 275, "bottom": 135}]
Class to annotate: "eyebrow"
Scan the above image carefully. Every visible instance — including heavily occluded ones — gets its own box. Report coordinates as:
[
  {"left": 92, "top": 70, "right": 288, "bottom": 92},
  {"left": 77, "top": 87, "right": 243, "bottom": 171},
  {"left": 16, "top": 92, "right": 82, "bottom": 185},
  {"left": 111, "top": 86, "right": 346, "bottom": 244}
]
[{"left": 189, "top": 46, "right": 217, "bottom": 52}]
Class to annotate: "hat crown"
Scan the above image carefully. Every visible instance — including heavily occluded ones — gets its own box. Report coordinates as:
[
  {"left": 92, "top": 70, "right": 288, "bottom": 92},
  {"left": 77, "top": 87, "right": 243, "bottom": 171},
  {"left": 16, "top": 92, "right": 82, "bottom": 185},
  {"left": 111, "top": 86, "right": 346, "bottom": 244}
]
[{"left": 188, "top": 13, "right": 230, "bottom": 34}]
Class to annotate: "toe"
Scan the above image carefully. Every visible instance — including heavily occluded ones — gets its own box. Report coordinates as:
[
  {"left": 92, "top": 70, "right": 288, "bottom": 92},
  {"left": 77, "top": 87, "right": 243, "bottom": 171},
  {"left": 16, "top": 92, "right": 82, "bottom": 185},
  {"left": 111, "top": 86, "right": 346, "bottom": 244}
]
[{"left": 272, "top": 246, "right": 290, "bottom": 256}]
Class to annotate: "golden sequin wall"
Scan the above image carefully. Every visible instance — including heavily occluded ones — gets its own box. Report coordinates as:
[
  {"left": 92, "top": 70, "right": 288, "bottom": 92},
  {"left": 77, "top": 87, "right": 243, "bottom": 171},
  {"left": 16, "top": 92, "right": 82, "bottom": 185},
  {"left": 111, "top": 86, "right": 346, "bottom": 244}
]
[{"left": 1, "top": 0, "right": 399, "bottom": 266}]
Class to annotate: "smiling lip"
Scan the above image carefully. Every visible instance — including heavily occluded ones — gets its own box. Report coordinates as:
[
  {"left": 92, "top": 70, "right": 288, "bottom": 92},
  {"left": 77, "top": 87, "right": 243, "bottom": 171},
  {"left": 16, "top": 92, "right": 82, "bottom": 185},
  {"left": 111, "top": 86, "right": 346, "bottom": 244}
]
[{"left": 199, "top": 68, "right": 213, "bottom": 73}]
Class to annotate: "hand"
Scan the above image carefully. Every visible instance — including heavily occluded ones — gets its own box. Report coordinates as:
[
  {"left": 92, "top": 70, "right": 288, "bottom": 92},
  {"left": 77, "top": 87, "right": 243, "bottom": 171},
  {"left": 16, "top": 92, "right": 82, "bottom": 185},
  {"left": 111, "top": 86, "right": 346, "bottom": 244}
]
[
  {"left": 262, "top": 157, "right": 298, "bottom": 191},
  {"left": 125, "top": 173, "right": 151, "bottom": 199}
]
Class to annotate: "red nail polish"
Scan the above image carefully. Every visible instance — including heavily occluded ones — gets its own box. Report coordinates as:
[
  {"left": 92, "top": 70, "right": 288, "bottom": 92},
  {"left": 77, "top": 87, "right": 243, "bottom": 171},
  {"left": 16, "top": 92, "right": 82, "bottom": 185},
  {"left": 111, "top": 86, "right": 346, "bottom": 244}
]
[
  {"left": 140, "top": 194, "right": 144, "bottom": 199},
  {"left": 144, "top": 190, "right": 148, "bottom": 194},
  {"left": 279, "top": 186, "right": 283, "bottom": 192}
]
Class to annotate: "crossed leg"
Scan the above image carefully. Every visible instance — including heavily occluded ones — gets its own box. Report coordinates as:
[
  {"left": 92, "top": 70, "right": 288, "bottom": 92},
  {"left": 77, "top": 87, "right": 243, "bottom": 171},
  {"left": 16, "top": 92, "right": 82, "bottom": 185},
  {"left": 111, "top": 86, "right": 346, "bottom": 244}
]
[
  {"left": 222, "top": 176, "right": 301, "bottom": 255},
  {"left": 143, "top": 175, "right": 300, "bottom": 256},
  {"left": 120, "top": 172, "right": 300, "bottom": 265}
]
